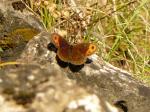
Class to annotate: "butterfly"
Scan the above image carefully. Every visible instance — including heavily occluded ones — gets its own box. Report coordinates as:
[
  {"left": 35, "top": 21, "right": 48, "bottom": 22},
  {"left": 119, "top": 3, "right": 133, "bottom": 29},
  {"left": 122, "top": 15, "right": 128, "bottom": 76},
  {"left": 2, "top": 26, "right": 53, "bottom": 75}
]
[{"left": 50, "top": 33, "right": 97, "bottom": 65}]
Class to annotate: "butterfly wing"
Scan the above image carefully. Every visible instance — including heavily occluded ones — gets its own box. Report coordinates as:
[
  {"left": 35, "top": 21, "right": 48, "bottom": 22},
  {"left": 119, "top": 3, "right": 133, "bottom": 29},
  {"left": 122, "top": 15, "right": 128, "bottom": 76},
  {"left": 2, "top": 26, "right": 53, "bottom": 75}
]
[
  {"left": 51, "top": 33, "right": 68, "bottom": 48},
  {"left": 51, "top": 33, "right": 70, "bottom": 62},
  {"left": 69, "top": 43, "right": 97, "bottom": 65}
]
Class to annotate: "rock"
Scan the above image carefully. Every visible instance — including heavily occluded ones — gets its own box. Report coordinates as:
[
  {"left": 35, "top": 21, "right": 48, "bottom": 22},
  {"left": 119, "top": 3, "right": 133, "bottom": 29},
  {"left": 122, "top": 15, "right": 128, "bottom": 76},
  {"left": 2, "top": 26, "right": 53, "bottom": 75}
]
[
  {"left": 0, "top": 0, "right": 43, "bottom": 61},
  {"left": 0, "top": 63, "right": 119, "bottom": 112},
  {"left": 0, "top": 30, "right": 149, "bottom": 112}
]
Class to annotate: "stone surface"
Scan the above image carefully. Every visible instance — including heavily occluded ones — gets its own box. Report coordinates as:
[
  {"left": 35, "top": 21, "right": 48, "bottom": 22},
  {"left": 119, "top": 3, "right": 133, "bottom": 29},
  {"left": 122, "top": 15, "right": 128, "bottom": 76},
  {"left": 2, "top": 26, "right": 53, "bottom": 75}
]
[
  {"left": 0, "top": 0, "right": 43, "bottom": 61},
  {"left": 1, "top": 30, "right": 150, "bottom": 112}
]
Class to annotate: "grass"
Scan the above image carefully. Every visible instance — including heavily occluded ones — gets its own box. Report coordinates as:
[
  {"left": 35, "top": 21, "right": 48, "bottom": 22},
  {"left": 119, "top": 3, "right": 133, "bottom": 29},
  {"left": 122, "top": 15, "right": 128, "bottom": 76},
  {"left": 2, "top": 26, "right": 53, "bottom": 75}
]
[{"left": 21, "top": 0, "right": 150, "bottom": 84}]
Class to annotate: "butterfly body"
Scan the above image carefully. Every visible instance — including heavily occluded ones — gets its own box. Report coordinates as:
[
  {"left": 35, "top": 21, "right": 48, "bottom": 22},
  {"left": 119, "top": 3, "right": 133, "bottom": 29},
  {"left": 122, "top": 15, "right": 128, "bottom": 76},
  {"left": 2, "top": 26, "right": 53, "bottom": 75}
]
[{"left": 51, "top": 33, "right": 96, "bottom": 65}]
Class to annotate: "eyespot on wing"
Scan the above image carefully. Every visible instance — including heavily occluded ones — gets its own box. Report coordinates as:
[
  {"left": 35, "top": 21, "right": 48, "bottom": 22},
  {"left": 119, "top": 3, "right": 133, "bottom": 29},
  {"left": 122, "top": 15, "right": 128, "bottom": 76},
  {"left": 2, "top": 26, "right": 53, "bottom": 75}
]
[
  {"left": 85, "top": 43, "right": 97, "bottom": 56},
  {"left": 51, "top": 33, "right": 68, "bottom": 48},
  {"left": 51, "top": 33, "right": 61, "bottom": 48}
]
